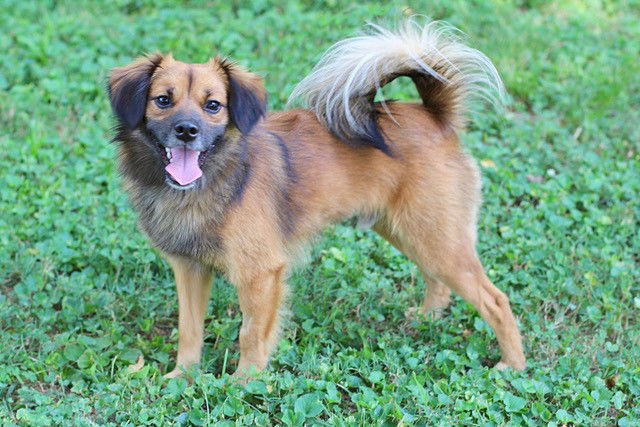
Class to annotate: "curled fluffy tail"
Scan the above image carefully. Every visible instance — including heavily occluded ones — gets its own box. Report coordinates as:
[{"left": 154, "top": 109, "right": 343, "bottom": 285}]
[{"left": 289, "top": 18, "right": 504, "bottom": 153}]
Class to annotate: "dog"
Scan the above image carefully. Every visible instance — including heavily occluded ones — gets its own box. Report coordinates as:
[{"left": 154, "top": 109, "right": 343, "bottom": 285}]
[{"left": 107, "top": 19, "right": 526, "bottom": 379}]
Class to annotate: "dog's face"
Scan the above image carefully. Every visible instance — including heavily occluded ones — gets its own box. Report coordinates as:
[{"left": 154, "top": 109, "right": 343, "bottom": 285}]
[{"left": 108, "top": 53, "right": 265, "bottom": 190}]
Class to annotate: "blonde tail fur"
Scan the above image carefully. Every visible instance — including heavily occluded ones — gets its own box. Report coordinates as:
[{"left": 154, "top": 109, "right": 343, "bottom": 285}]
[{"left": 289, "top": 18, "right": 504, "bottom": 153}]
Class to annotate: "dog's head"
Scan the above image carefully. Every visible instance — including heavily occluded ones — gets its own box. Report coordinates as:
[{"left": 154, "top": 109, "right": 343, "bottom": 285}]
[{"left": 108, "top": 53, "right": 266, "bottom": 190}]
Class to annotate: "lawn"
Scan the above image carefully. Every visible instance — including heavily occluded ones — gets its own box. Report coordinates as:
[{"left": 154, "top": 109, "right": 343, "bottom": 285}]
[{"left": 1, "top": 0, "right": 639, "bottom": 424}]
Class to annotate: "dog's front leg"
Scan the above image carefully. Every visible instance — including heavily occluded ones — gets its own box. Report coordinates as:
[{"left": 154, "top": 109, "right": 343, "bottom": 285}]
[
  {"left": 233, "top": 265, "right": 286, "bottom": 378},
  {"left": 164, "top": 255, "right": 213, "bottom": 379}
]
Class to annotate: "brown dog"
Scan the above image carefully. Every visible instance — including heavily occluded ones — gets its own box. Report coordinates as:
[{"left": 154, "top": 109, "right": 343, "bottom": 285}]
[{"left": 108, "top": 20, "right": 526, "bottom": 379}]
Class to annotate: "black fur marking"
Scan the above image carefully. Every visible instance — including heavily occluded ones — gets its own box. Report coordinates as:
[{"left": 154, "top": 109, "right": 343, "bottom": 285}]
[
  {"left": 108, "top": 55, "right": 162, "bottom": 129},
  {"left": 229, "top": 77, "right": 265, "bottom": 134},
  {"left": 109, "top": 77, "right": 150, "bottom": 129},
  {"left": 334, "top": 72, "right": 419, "bottom": 155},
  {"left": 187, "top": 66, "right": 193, "bottom": 93},
  {"left": 115, "top": 125, "right": 166, "bottom": 187},
  {"left": 222, "top": 64, "right": 266, "bottom": 134},
  {"left": 231, "top": 162, "right": 251, "bottom": 204},
  {"left": 230, "top": 137, "right": 251, "bottom": 204},
  {"left": 408, "top": 71, "right": 453, "bottom": 127},
  {"left": 351, "top": 111, "right": 391, "bottom": 155},
  {"left": 269, "top": 132, "right": 297, "bottom": 235},
  {"left": 329, "top": 87, "right": 392, "bottom": 155},
  {"left": 269, "top": 131, "right": 296, "bottom": 182}
]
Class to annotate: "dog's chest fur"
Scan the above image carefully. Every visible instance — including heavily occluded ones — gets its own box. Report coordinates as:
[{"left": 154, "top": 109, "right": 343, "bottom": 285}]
[
  {"left": 128, "top": 185, "right": 224, "bottom": 259},
  {"left": 117, "top": 130, "right": 251, "bottom": 262}
]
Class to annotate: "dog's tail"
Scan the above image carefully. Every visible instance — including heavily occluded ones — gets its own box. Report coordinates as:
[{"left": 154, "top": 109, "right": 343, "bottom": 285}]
[{"left": 289, "top": 18, "right": 504, "bottom": 153}]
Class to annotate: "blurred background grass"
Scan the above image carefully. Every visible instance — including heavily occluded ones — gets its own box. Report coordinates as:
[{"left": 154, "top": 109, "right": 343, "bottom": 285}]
[{"left": 0, "top": 0, "right": 638, "bottom": 424}]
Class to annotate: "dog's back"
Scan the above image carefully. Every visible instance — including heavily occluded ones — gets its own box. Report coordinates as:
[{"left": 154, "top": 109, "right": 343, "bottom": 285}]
[
  {"left": 261, "top": 103, "right": 465, "bottom": 241},
  {"left": 255, "top": 18, "right": 505, "bottom": 243}
]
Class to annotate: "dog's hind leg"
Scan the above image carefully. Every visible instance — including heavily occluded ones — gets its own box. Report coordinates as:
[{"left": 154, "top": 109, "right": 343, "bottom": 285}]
[
  {"left": 381, "top": 153, "right": 525, "bottom": 370},
  {"left": 233, "top": 264, "right": 287, "bottom": 379},
  {"left": 164, "top": 256, "right": 213, "bottom": 379},
  {"left": 418, "top": 244, "right": 525, "bottom": 370},
  {"left": 374, "top": 222, "right": 451, "bottom": 319},
  {"left": 414, "top": 274, "right": 451, "bottom": 319}
]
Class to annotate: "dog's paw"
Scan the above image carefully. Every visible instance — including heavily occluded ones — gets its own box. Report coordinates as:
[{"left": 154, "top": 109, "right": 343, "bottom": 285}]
[
  {"left": 229, "top": 371, "right": 251, "bottom": 386},
  {"left": 231, "top": 368, "right": 256, "bottom": 385},
  {"left": 231, "top": 362, "right": 264, "bottom": 385},
  {"left": 494, "top": 361, "right": 509, "bottom": 371},
  {"left": 163, "top": 368, "right": 185, "bottom": 379},
  {"left": 405, "top": 306, "right": 445, "bottom": 320},
  {"left": 494, "top": 360, "right": 526, "bottom": 372},
  {"left": 127, "top": 355, "right": 145, "bottom": 373}
]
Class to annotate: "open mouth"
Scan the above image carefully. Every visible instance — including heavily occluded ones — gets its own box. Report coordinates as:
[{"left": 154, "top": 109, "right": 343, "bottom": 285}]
[{"left": 158, "top": 144, "right": 213, "bottom": 190}]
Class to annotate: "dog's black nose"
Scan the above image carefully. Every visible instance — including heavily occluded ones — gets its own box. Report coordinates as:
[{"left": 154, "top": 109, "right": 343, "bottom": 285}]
[{"left": 174, "top": 121, "right": 199, "bottom": 142}]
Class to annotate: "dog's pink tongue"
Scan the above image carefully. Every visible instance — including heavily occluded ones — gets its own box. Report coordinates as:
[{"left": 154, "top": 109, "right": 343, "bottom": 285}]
[{"left": 165, "top": 147, "right": 202, "bottom": 185}]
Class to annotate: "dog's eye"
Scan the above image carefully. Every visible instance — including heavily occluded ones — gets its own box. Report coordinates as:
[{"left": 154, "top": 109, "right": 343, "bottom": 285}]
[
  {"left": 204, "top": 100, "right": 222, "bottom": 114},
  {"left": 155, "top": 95, "right": 172, "bottom": 109}
]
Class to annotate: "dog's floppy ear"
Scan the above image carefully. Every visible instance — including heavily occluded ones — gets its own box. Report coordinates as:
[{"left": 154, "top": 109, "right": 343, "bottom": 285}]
[
  {"left": 108, "top": 53, "right": 164, "bottom": 129},
  {"left": 218, "top": 58, "right": 266, "bottom": 134}
]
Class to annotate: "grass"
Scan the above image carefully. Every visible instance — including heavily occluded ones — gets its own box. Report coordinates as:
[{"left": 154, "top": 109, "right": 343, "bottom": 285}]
[{"left": 1, "top": 0, "right": 639, "bottom": 424}]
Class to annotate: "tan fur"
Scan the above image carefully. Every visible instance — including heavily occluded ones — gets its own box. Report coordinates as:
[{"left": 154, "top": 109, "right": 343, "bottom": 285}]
[
  {"left": 110, "top": 43, "right": 525, "bottom": 379},
  {"left": 236, "top": 105, "right": 525, "bottom": 372},
  {"left": 147, "top": 55, "right": 231, "bottom": 126},
  {"left": 164, "top": 256, "right": 213, "bottom": 379}
]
